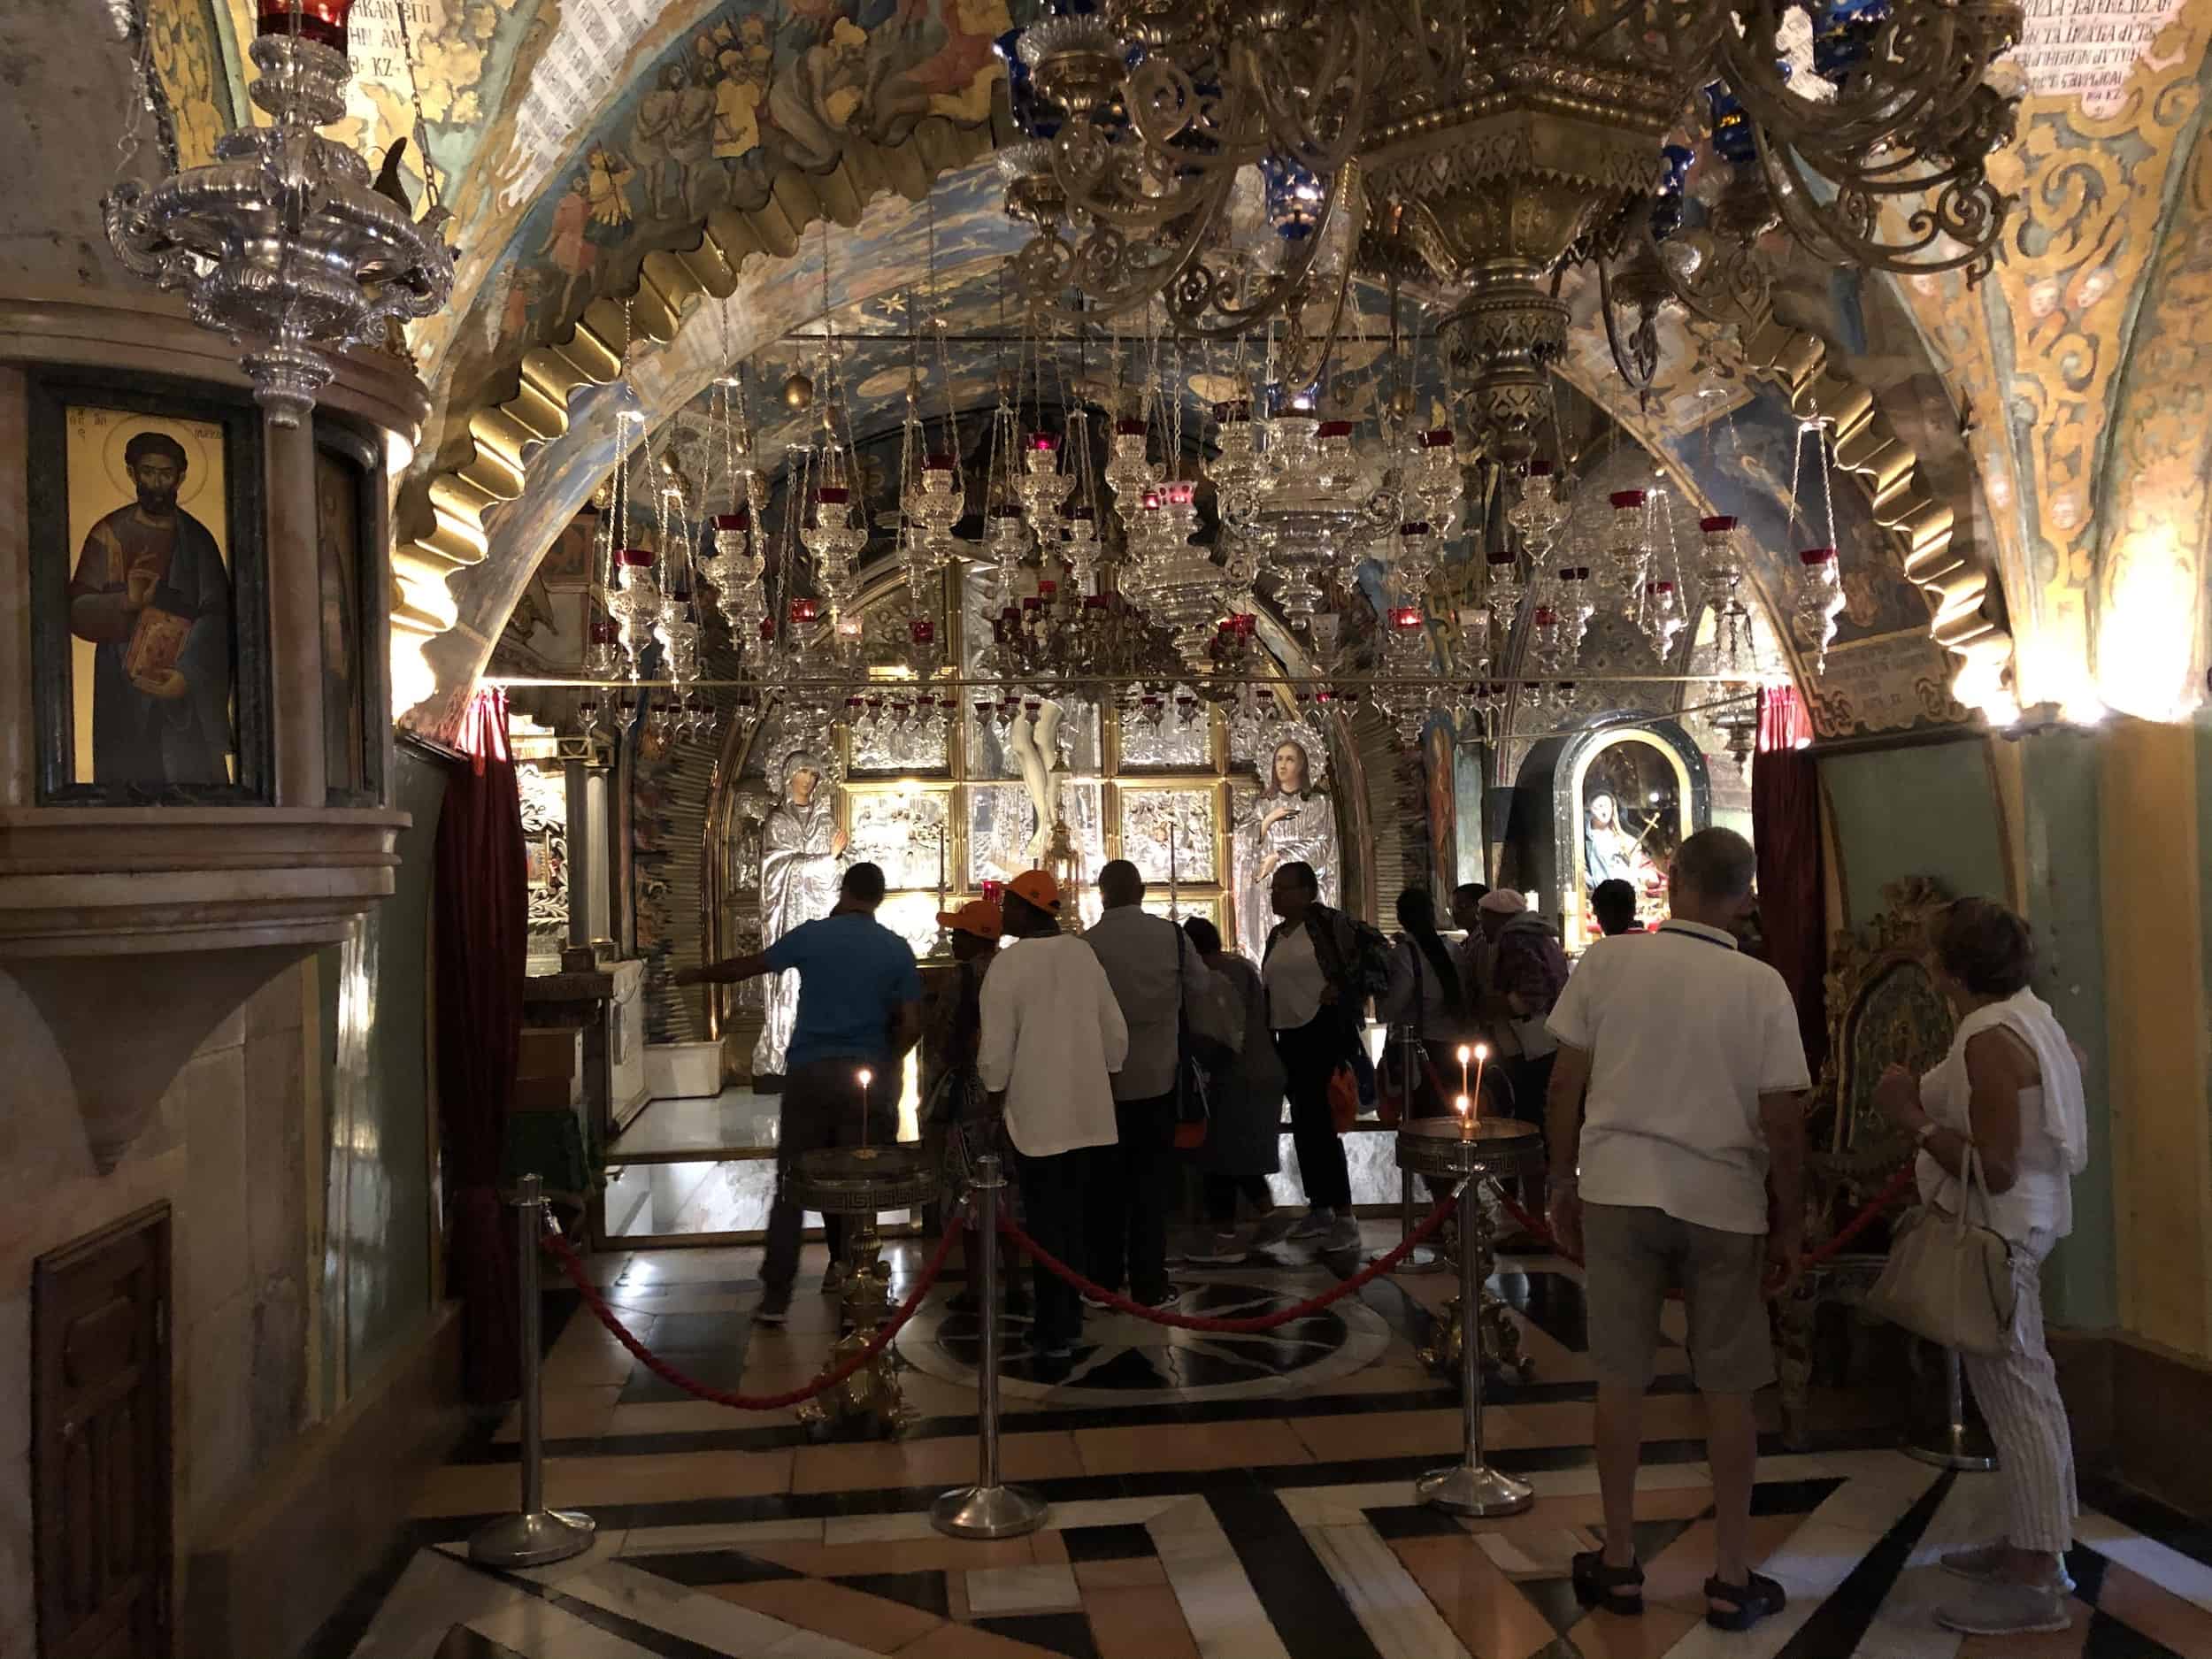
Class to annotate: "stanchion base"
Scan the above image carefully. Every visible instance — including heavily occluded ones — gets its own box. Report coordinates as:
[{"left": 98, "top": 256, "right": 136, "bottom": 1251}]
[
  {"left": 931, "top": 1482, "right": 1048, "bottom": 1539},
  {"left": 1386, "top": 1246, "right": 1446, "bottom": 1274},
  {"left": 1417, "top": 1462, "right": 1534, "bottom": 1517},
  {"left": 468, "top": 1508, "right": 597, "bottom": 1568},
  {"left": 1904, "top": 1424, "right": 1999, "bottom": 1472}
]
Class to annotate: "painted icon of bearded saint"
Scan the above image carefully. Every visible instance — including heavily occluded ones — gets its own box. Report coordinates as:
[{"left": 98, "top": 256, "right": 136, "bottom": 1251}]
[{"left": 65, "top": 430, "right": 233, "bottom": 789}]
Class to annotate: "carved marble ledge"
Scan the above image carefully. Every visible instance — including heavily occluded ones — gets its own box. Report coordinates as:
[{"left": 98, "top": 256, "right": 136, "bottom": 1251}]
[
  {"left": 0, "top": 806, "right": 408, "bottom": 956},
  {"left": 0, "top": 806, "right": 410, "bottom": 1171}
]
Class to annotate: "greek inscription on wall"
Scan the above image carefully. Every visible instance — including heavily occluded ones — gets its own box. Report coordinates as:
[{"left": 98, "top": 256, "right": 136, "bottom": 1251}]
[{"left": 2016, "top": 0, "right": 2185, "bottom": 119}]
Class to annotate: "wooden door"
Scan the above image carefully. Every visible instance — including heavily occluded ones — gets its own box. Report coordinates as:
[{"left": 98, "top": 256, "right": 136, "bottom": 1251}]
[{"left": 34, "top": 1203, "right": 172, "bottom": 1659}]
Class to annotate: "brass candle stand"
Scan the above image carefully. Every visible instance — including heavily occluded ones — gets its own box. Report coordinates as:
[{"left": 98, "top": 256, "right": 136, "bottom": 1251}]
[{"left": 790, "top": 1141, "right": 938, "bottom": 1438}]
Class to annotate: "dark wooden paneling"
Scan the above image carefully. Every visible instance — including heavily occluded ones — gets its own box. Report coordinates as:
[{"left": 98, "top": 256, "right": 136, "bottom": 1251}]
[{"left": 35, "top": 1203, "right": 172, "bottom": 1659}]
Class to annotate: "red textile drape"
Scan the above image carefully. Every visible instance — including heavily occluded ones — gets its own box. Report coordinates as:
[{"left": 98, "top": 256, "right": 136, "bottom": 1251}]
[
  {"left": 434, "top": 688, "right": 528, "bottom": 1403},
  {"left": 1752, "top": 687, "right": 1829, "bottom": 1079}
]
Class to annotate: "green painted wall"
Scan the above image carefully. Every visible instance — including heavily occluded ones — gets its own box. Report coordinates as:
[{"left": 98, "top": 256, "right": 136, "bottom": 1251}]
[
  {"left": 2015, "top": 728, "right": 2116, "bottom": 1331},
  {"left": 1819, "top": 741, "right": 2008, "bottom": 927}
]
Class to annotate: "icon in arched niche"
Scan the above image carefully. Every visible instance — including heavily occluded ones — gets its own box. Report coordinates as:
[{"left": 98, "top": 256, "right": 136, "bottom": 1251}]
[{"left": 1570, "top": 728, "right": 1697, "bottom": 943}]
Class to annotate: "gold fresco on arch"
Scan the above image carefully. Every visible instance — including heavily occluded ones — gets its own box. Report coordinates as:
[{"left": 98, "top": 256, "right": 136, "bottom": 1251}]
[
  {"left": 1882, "top": 0, "right": 2212, "bottom": 703},
  {"left": 145, "top": 0, "right": 234, "bottom": 168}
]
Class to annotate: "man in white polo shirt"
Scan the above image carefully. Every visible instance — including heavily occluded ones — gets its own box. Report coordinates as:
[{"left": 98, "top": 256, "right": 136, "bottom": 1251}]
[{"left": 1543, "top": 828, "right": 1809, "bottom": 1636}]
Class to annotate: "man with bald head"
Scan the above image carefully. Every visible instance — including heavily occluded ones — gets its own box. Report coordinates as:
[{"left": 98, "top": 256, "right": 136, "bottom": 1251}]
[{"left": 1082, "top": 858, "right": 1222, "bottom": 1308}]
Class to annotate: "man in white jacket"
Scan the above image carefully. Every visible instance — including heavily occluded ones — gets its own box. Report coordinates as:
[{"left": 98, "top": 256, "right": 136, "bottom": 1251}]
[{"left": 979, "top": 869, "right": 1128, "bottom": 1368}]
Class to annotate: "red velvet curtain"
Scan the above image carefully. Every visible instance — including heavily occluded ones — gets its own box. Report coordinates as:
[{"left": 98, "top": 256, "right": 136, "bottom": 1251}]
[
  {"left": 434, "top": 689, "right": 528, "bottom": 1403},
  {"left": 1752, "top": 687, "right": 1829, "bottom": 1079}
]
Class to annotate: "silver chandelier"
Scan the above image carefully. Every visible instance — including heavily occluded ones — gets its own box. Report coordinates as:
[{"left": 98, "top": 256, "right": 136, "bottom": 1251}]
[{"left": 104, "top": 22, "right": 455, "bottom": 426}]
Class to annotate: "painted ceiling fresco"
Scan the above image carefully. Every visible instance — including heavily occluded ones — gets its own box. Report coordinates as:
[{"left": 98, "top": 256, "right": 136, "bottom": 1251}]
[{"left": 120, "top": 0, "right": 2212, "bottom": 726}]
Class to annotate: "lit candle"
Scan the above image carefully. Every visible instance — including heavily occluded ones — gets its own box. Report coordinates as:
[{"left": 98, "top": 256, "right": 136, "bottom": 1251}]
[
  {"left": 1455, "top": 1093, "right": 1472, "bottom": 1141},
  {"left": 1471, "top": 1043, "right": 1489, "bottom": 1119},
  {"left": 857, "top": 1067, "right": 873, "bottom": 1147},
  {"left": 1456, "top": 1042, "right": 1472, "bottom": 1100}
]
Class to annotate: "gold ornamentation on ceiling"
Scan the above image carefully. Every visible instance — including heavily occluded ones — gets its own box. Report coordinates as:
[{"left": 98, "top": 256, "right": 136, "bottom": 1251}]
[{"left": 392, "top": 112, "right": 1010, "bottom": 667}]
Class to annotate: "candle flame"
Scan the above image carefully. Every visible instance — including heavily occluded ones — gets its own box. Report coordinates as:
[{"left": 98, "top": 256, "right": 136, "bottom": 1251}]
[
  {"left": 1473, "top": 1043, "right": 1490, "bottom": 1063},
  {"left": 857, "top": 1068, "right": 872, "bottom": 1090},
  {"left": 1455, "top": 1044, "right": 1471, "bottom": 1065},
  {"left": 1455, "top": 1094, "right": 1471, "bottom": 1117}
]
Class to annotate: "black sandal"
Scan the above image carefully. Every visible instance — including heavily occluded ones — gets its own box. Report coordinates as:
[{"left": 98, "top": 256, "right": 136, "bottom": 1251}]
[
  {"left": 1571, "top": 1550, "right": 1645, "bottom": 1616},
  {"left": 1703, "top": 1571, "right": 1787, "bottom": 1631}
]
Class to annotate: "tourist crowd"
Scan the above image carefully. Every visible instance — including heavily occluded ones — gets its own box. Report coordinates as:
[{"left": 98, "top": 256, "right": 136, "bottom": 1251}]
[{"left": 679, "top": 833, "right": 2088, "bottom": 1641}]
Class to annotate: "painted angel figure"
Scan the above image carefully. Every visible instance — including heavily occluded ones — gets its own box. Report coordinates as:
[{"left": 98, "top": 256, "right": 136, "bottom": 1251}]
[
  {"left": 1233, "top": 730, "right": 1338, "bottom": 963},
  {"left": 750, "top": 747, "right": 847, "bottom": 1085}
]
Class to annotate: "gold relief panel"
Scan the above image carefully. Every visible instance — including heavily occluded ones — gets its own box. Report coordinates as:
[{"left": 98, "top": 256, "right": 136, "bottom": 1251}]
[
  {"left": 843, "top": 783, "right": 953, "bottom": 895},
  {"left": 1116, "top": 784, "right": 1220, "bottom": 886},
  {"left": 966, "top": 779, "right": 1104, "bottom": 889},
  {"left": 1117, "top": 686, "right": 1213, "bottom": 769},
  {"left": 875, "top": 890, "right": 948, "bottom": 962}
]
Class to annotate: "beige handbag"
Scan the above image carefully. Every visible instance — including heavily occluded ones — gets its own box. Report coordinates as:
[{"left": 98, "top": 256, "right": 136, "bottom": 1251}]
[{"left": 1866, "top": 1143, "right": 2018, "bottom": 1357}]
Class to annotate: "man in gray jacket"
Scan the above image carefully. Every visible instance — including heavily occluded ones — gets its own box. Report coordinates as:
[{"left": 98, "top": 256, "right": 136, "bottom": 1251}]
[{"left": 1082, "top": 859, "right": 1224, "bottom": 1308}]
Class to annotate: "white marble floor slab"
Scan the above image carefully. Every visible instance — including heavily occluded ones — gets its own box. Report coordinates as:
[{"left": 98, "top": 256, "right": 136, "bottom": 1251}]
[
  {"left": 1306, "top": 1521, "right": 1475, "bottom": 1659},
  {"left": 1148, "top": 1494, "right": 1294, "bottom": 1659},
  {"left": 964, "top": 1562, "right": 1082, "bottom": 1616}
]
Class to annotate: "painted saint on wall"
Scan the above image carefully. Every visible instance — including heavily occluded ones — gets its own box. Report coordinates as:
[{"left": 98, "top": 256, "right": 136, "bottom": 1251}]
[
  {"left": 1233, "top": 729, "right": 1338, "bottom": 963},
  {"left": 752, "top": 746, "right": 847, "bottom": 1085},
  {"left": 65, "top": 420, "right": 234, "bottom": 790}
]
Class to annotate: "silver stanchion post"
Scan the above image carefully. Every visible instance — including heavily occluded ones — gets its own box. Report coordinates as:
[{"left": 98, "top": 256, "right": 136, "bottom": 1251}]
[
  {"left": 1416, "top": 1177, "right": 1533, "bottom": 1516},
  {"left": 932, "top": 1154, "right": 1047, "bottom": 1539},
  {"left": 1905, "top": 1344, "right": 1998, "bottom": 1471},
  {"left": 471, "top": 1174, "right": 597, "bottom": 1567},
  {"left": 1386, "top": 1167, "right": 1443, "bottom": 1274}
]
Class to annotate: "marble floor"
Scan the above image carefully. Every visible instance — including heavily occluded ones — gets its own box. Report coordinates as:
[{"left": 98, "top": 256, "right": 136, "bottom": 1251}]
[{"left": 325, "top": 1225, "right": 2212, "bottom": 1659}]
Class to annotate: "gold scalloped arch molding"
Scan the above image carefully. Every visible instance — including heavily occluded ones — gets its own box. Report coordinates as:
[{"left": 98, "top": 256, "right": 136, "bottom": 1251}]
[
  {"left": 390, "top": 112, "right": 1007, "bottom": 710},
  {"left": 395, "top": 109, "right": 2015, "bottom": 726},
  {"left": 1736, "top": 317, "right": 2015, "bottom": 718}
]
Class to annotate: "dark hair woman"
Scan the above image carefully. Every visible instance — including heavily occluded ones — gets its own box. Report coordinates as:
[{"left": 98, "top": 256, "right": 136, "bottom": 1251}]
[
  {"left": 1376, "top": 887, "right": 1471, "bottom": 1150},
  {"left": 1872, "top": 896, "right": 2090, "bottom": 1639},
  {"left": 1182, "top": 915, "right": 1289, "bottom": 1263}
]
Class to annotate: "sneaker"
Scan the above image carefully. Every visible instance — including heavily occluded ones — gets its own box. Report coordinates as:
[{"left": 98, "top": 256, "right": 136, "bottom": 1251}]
[
  {"left": 1080, "top": 1289, "right": 1115, "bottom": 1310},
  {"left": 1133, "top": 1283, "right": 1182, "bottom": 1310},
  {"left": 1185, "top": 1232, "right": 1248, "bottom": 1266},
  {"left": 1933, "top": 1578, "right": 2071, "bottom": 1637},
  {"left": 1940, "top": 1543, "right": 2076, "bottom": 1595},
  {"left": 1287, "top": 1208, "right": 1336, "bottom": 1240},
  {"left": 1248, "top": 1208, "right": 1300, "bottom": 1247},
  {"left": 1320, "top": 1215, "right": 1363, "bottom": 1253},
  {"left": 821, "top": 1261, "right": 850, "bottom": 1296},
  {"left": 753, "top": 1295, "right": 790, "bottom": 1328}
]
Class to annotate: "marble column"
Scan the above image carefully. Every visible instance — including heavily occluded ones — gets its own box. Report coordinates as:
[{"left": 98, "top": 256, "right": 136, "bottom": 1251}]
[{"left": 264, "top": 413, "right": 327, "bottom": 807}]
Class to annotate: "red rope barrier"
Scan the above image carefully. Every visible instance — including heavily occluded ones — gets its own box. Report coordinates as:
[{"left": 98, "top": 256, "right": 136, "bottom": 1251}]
[
  {"left": 541, "top": 1216, "right": 964, "bottom": 1411},
  {"left": 998, "top": 1184, "right": 1463, "bottom": 1333},
  {"left": 1492, "top": 1165, "right": 1919, "bottom": 1298}
]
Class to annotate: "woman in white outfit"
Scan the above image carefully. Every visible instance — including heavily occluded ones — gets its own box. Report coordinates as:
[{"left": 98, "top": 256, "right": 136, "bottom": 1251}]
[{"left": 1875, "top": 897, "right": 2090, "bottom": 1640}]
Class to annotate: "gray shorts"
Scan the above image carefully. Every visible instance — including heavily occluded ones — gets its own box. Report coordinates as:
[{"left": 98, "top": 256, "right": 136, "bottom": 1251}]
[{"left": 1582, "top": 1202, "right": 1774, "bottom": 1394}]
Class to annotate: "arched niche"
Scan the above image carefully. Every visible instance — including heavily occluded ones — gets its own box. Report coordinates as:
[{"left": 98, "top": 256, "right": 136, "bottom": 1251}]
[{"left": 1499, "top": 713, "right": 1712, "bottom": 949}]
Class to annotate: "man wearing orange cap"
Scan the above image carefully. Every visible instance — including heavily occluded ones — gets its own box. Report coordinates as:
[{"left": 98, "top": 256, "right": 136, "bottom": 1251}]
[{"left": 978, "top": 869, "right": 1128, "bottom": 1368}]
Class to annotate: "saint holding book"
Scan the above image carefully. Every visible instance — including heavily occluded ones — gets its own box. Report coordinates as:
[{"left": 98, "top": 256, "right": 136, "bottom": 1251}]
[{"left": 66, "top": 430, "right": 234, "bottom": 789}]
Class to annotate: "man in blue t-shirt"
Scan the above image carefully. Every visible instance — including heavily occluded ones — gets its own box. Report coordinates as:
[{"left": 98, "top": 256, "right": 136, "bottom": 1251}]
[{"left": 678, "top": 862, "right": 923, "bottom": 1320}]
